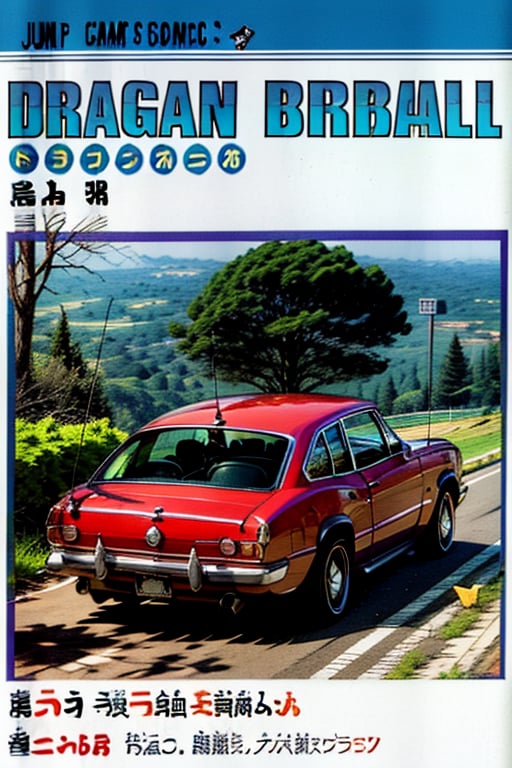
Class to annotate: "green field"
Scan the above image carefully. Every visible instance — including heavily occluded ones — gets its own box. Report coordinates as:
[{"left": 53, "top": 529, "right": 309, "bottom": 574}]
[{"left": 394, "top": 411, "right": 502, "bottom": 469}]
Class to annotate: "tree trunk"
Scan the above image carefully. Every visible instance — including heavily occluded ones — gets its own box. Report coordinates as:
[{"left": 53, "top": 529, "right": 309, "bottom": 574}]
[{"left": 8, "top": 239, "right": 37, "bottom": 392}]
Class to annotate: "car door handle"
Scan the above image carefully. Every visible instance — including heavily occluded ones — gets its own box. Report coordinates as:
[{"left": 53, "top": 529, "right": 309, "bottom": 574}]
[{"left": 368, "top": 480, "right": 380, "bottom": 489}]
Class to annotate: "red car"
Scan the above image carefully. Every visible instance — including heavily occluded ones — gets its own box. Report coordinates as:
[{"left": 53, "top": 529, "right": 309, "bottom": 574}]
[{"left": 46, "top": 394, "right": 467, "bottom": 622}]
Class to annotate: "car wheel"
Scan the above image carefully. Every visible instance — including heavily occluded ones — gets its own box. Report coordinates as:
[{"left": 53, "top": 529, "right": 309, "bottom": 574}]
[
  {"left": 425, "top": 489, "right": 455, "bottom": 557},
  {"left": 313, "top": 539, "right": 351, "bottom": 622}
]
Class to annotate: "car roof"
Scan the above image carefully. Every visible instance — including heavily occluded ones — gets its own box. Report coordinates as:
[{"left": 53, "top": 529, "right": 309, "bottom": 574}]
[{"left": 142, "top": 393, "right": 375, "bottom": 436}]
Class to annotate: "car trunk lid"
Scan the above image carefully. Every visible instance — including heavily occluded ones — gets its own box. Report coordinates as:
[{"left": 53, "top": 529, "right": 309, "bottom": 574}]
[{"left": 66, "top": 481, "right": 274, "bottom": 553}]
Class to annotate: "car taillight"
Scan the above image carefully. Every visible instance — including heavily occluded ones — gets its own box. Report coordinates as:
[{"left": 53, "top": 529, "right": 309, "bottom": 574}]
[
  {"left": 219, "top": 537, "right": 237, "bottom": 556},
  {"left": 46, "top": 502, "right": 79, "bottom": 545},
  {"left": 218, "top": 538, "right": 264, "bottom": 558},
  {"left": 240, "top": 541, "right": 264, "bottom": 558},
  {"left": 62, "top": 525, "right": 79, "bottom": 543},
  {"left": 46, "top": 504, "right": 62, "bottom": 544}
]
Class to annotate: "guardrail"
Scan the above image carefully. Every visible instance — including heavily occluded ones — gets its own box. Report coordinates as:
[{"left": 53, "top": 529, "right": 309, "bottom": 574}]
[{"left": 387, "top": 408, "right": 499, "bottom": 430}]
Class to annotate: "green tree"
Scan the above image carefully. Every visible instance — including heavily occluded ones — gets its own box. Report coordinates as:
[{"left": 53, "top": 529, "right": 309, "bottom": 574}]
[
  {"left": 8, "top": 211, "right": 109, "bottom": 398},
  {"left": 434, "top": 333, "right": 472, "bottom": 408},
  {"left": 471, "top": 348, "right": 487, "bottom": 407},
  {"left": 123, "top": 361, "right": 151, "bottom": 380},
  {"left": 105, "top": 383, "right": 158, "bottom": 433},
  {"left": 377, "top": 375, "right": 398, "bottom": 415},
  {"left": 150, "top": 372, "right": 169, "bottom": 391},
  {"left": 169, "top": 241, "right": 411, "bottom": 393},
  {"left": 393, "top": 388, "right": 427, "bottom": 414},
  {"left": 484, "top": 342, "right": 501, "bottom": 407},
  {"left": 473, "top": 342, "right": 501, "bottom": 408},
  {"left": 17, "top": 306, "right": 111, "bottom": 423},
  {"left": 50, "top": 305, "right": 87, "bottom": 375},
  {"left": 402, "top": 362, "right": 421, "bottom": 392}
]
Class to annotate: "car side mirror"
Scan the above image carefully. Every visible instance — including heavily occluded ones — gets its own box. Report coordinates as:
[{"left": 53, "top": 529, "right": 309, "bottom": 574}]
[{"left": 402, "top": 442, "right": 413, "bottom": 459}]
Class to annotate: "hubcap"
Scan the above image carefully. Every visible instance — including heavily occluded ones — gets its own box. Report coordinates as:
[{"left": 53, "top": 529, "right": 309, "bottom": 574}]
[
  {"left": 439, "top": 498, "right": 453, "bottom": 546},
  {"left": 325, "top": 545, "right": 349, "bottom": 613},
  {"left": 327, "top": 558, "right": 344, "bottom": 602}
]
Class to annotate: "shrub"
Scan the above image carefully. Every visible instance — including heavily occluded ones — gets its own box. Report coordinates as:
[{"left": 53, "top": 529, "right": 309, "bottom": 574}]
[
  {"left": 393, "top": 389, "right": 426, "bottom": 414},
  {"left": 15, "top": 417, "right": 127, "bottom": 535}
]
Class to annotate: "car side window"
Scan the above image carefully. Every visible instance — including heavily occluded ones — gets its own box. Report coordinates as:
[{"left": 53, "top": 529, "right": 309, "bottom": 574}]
[
  {"left": 306, "top": 433, "right": 332, "bottom": 479},
  {"left": 324, "top": 422, "right": 352, "bottom": 474},
  {"left": 342, "top": 411, "right": 390, "bottom": 469},
  {"left": 305, "top": 422, "right": 353, "bottom": 479}
]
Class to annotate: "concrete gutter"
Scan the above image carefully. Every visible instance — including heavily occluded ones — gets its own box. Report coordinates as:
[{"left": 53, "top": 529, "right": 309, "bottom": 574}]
[{"left": 415, "top": 597, "right": 502, "bottom": 678}]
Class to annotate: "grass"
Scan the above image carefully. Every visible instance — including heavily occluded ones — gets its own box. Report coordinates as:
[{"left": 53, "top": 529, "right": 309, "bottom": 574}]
[
  {"left": 439, "top": 577, "right": 502, "bottom": 641},
  {"left": 440, "top": 607, "right": 481, "bottom": 640},
  {"left": 396, "top": 411, "right": 502, "bottom": 466},
  {"left": 385, "top": 576, "right": 503, "bottom": 679},
  {"left": 14, "top": 535, "right": 49, "bottom": 583},
  {"left": 385, "top": 649, "right": 428, "bottom": 680},
  {"left": 438, "top": 666, "right": 466, "bottom": 679},
  {"left": 436, "top": 416, "right": 501, "bottom": 463}
]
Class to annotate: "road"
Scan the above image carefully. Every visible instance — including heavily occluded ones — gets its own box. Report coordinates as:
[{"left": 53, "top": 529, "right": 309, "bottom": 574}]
[{"left": 12, "top": 465, "right": 502, "bottom": 680}]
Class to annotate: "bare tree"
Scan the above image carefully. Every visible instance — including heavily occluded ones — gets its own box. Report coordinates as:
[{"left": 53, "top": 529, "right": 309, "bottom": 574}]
[{"left": 8, "top": 211, "right": 110, "bottom": 398}]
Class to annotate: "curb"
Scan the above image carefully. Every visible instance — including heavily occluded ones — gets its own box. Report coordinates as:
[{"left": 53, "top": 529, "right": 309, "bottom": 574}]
[
  {"left": 357, "top": 545, "right": 502, "bottom": 680},
  {"left": 415, "top": 597, "right": 502, "bottom": 678}
]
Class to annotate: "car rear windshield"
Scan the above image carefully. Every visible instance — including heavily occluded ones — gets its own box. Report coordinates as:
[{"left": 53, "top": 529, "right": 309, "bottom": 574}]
[{"left": 95, "top": 427, "right": 290, "bottom": 490}]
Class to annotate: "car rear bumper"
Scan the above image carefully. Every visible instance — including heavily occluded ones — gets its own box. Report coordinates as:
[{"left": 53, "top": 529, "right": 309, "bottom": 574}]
[{"left": 46, "top": 542, "right": 289, "bottom": 592}]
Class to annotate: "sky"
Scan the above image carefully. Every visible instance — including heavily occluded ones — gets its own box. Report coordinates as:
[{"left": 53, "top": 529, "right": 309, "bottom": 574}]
[{"left": 118, "top": 237, "right": 501, "bottom": 266}]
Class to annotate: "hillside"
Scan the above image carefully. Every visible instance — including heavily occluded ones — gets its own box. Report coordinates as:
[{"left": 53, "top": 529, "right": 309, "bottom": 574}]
[{"left": 31, "top": 247, "right": 501, "bottom": 432}]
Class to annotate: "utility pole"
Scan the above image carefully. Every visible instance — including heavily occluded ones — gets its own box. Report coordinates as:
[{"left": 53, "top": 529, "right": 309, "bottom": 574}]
[{"left": 418, "top": 297, "right": 447, "bottom": 442}]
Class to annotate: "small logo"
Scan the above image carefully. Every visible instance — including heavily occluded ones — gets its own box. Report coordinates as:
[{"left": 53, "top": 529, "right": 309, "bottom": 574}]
[
  {"left": 218, "top": 144, "right": 246, "bottom": 174},
  {"left": 145, "top": 525, "right": 163, "bottom": 548},
  {"left": 80, "top": 144, "right": 109, "bottom": 175},
  {"left": 230, "top": 25, "right": 255, "bottom": 50},
  {"left": 150, "top": 145, "right": 178, "bottom": 175},
  {"left": 9, "top": 144, "right": 39, "bottom": 174},
  {"left": 115, "top": 144, "right": 143, "bottom": 175},
  {"left": 45, "top": 144, "right": 74, "bottom": 174},
  {"left": 184, "top": 144, "right": 211, "bottom": 175}
]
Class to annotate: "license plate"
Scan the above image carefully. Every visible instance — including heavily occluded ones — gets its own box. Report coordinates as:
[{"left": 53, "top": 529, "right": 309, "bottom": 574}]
[{"left": 136, "top": 577, "right": 172, "bottom": 597}]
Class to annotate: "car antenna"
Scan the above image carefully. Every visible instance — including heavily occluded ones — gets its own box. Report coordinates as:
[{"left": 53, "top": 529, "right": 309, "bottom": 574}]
[
  {"left": 211, "top": 332, "right": 226, "bottom": 426},
  {"left": 71, "top": 296, "right": 114, "bottom": 489}
]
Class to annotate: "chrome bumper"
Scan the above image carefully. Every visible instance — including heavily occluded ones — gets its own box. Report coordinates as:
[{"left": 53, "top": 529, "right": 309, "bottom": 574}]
[{"left": 46, "top": 544, "right": 289, "bottom": 591}]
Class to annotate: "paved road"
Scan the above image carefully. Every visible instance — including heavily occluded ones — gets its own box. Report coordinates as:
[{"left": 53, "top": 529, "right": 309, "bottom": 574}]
[{"left": 12, "top": 465, "right": 501, "bottom": 680}]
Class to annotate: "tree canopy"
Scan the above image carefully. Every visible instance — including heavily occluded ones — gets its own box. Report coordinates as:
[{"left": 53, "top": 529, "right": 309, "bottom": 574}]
[{"left": 169, "top": 240, "right": 412, "bottom": 392}]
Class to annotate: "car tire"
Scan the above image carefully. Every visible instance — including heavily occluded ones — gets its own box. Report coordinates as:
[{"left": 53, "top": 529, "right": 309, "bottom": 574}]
[
  {"left": 310, "top": 538, "right": 351, "bottom": 622},
  {"left": 425, "top": 488, "right": 455, "bottom": 557}
]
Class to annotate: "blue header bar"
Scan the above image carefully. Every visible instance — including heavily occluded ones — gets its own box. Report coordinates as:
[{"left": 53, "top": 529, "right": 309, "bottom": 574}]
[{"left": 2, "top": 0, "right": 512, "bottom": 53}]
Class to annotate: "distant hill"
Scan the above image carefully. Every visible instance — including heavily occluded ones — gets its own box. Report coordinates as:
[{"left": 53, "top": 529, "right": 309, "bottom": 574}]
[{"left": 31, "top": 251, "right": 501, "bottom": 432}]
